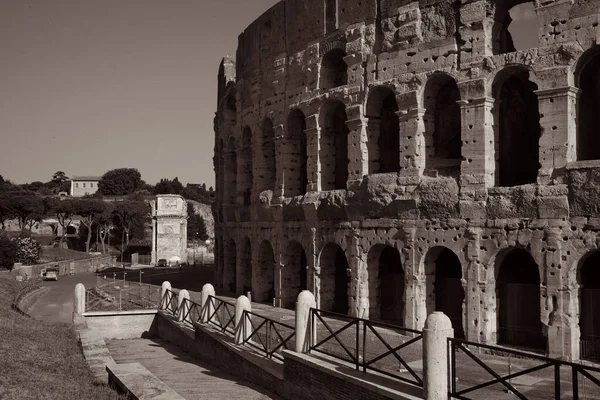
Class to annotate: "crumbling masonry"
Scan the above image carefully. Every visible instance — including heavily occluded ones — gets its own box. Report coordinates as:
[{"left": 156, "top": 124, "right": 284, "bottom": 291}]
[{"left": 213, "top": 0, "right": 600, "bottom": 361}]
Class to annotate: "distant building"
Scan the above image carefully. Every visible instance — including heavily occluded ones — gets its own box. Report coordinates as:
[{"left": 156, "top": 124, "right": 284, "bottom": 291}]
[
  {"left": 151, "top": 194, "right": 188, "bottom": 265},
  {"left": 70, "top": 176, "right": 100, "bottom": 197}
]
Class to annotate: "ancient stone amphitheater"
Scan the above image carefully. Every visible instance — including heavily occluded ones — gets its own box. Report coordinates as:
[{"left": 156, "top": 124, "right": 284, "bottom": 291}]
[{"left": 213, "top": 0, "right": 600, "bottom": 361}]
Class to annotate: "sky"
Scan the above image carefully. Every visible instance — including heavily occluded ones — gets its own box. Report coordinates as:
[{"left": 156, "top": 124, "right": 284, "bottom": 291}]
[{"left": 0, "top": 1, "right": 535, "bottom": 187}]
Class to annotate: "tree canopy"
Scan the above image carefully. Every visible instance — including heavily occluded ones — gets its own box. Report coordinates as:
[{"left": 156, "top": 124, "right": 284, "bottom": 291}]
[
  {"left": 187, "top": 203, "right": 208, "bottom": 241},
  {"left": 154, "top": 177, "right": 184, "bottom": 195},
  {"left": 98, "top": 168, "right": 143, "bottom": 195}
]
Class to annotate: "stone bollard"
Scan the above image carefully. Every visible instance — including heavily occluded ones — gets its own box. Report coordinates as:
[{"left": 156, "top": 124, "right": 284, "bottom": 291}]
[
  {"left": 160, "top": 281, "right": 172, "bottom": 310},
  {"left": 295, "top": 290, "right": 316, "bottom": 353},
  {"left": 73, "top": 283, "right": 86, "bottom": 315},
  {"left": 423, "top": 311, "right": 454, "bottom": 400},
  {"left": 200, "top": 283, "right": 215, "bottom": 323},
  {"left": 177, "top": 289, "right": 190, "bottom": 323},
  {"left": 234, "top": 295, "right": 252, "bottom": 345}
]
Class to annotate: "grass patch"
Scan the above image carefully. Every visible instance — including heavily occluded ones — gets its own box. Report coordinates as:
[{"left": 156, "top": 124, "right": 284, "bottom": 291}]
[
  {"left": 39, "top": 247, "right": 97, "bottom": 263},
  {"left": 0, "top": 272, "right": 123, "bottom": 400}
]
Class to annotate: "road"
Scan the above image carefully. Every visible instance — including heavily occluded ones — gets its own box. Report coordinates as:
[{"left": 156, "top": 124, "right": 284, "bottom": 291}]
[{"left": 28, "top": 272, "right": 97, "bottom": 323}]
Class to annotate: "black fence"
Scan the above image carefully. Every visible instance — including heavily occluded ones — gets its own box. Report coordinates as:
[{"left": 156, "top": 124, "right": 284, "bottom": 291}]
[{"left": 240, "top": 309, "right": 295, "bottom": 361}]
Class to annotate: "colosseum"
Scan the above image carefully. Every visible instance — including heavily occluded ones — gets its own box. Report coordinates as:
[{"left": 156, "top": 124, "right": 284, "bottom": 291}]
[{"left": 213, "top": 0, "right": 600, "bottom": 361}]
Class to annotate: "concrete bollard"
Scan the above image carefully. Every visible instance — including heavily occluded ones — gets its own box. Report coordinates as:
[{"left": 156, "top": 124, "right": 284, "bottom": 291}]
[
  {"left": 234, "top": 295, "right": 252, "bottom": 345},
  {"left": 73, "top": 283, "right": 86, "bottom": 315},
  {"left": 295, "top": 290, "right": 316, "bottom": 353},
  {"left": 423, "top": 311, "right": 454, "bottom": 400},
  {"left": 200, "top": 283, "right": 215, "bottom": 323},
  {"left": 160, "top": 281, "right": 172, "bottom": 310},
  {"left": 177, "top": 289, "right": 190, "bottom": 323}
]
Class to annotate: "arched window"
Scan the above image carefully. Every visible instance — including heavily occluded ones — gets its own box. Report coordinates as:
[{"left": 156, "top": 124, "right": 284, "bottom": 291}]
[
  {"left": 365, "top": 87, "right": 400, "bottom": 174},
  {"left": 367, "top": 245, "right": 404, "bottom": 324},
  {"left": 255, "top": 240, "right": 275, "bottom": 303},
  {"left": 320, "top": 49, "right": 347, "bottom": 90},
  {"left": 282, "top": 241, "right": 308, "bottom": 309},
  {"left": 318, "top": 243, "right": 349, "bottom": 314},
  {"left": 576, "top": 47, "right": 600, "bottom": 161},
  {"left": 493, "top": 67, "right": 541, "bottom": 187},
  {"left": 319, "top": 100, "right": 349, "bottom": 190},
  {"left": 240, "top": 127, "right": 253, "bottom": 205},
  {"left": 578, "top": 252, "right": 600, "bottom": 362},
  {"left": 286, "top": 110, "right": 308, "bottom": 197}
]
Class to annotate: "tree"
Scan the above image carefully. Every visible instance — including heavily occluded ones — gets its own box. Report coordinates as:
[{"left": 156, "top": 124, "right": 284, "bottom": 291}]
[
  {"left": 97, "top": 168, "right": 143, "bottom": 195},
  {"left": 96, "top": 204, "right": 114, "bottom": 254},
  {"left": 112, "top": 198, "right": 150, "bottom": 247},
  {"left": 154, "top": 177, "right": 184, "bottom": 195},
  {"left": 187, "top": 203, "right": 208, "bottom": 241},
  {"left": 49, "top": 171, "right": 70, "bottom": 194},
  {"left": 0, "top": 193, "right": 15, "bottom": 230},
  {"left": 74, "top": 198, "right": 106, "bottom": 252},
  {"left": 8, "top": 192, "right": 45, "bottom": 235},
  {"left": 46, "top": 198, "right": 77, "bottom": 246},
  {"left": 0, "top": 234, "right": 18, "bottom": 269}
]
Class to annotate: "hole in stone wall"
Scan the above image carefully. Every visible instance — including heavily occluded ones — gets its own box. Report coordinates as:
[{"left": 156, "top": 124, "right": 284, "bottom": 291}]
[
  {"left": 493, "top": 1, "right": 539, "bottom": 55},
  {"left": 319, "top": 243, "right": 350, "bottom": 314},
  {"left": 286, "top": 109, "right": 308, "bottom": 197},
  {"left": 256, "top": 240, "right": 275, "bottom": 303},
  {"left": 320, "top": 49, "right": 348, "bottom": 90},
  {"left": 319, "top": 100, "right": 350, "bottom": 190},
  {"left": 366, "top": 86, "right": 400, "bottom": 174},
  {"left": 282, "top": 241, "right": 308, "bottom": 309}
]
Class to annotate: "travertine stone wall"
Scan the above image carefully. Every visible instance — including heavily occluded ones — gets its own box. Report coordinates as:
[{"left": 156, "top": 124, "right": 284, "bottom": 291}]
[{"left": 214, "top": 0, "right": 600, "bottom": 360}]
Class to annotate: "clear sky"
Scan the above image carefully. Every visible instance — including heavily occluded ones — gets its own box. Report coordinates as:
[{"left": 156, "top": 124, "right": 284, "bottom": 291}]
[{"left": 0, "top": 1, "right": 534, "bottom": 187}]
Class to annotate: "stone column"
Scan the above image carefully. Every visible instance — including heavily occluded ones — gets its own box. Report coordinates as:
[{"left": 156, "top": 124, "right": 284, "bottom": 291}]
[
  {"left": 274, "top": 245, "right": 284, "bottom": 308},
  {"left": 304, "top": 114, "right": 319, "bottom": 192},
  {"left": 348, "top": 228, "right": 368, "bottom": 318},
  {"left": 402, "top": 228, "right": 425, "bottom": 330},
  {"left": 73, "top": 283, "right": 85, "bottom": 315},
  {"left": 365, "top": 118, "right": 380, "bottom": 174},
  {"left": 423, "top": 312, "right": 454, "bottom": 400},
  {"left": 534, "top": 86, "right": 579, "bottom": 184},
  {"left": 295, "top": 290, "right": 316, "bottom": 353},
  {"left": 200, "top": 283, "right": 215, "bottom": 323},
  {"left": 160, "top": 281, "right": 172, "bottom": 310},
  {"left": 397, "top": 107, "right": 426, "bottom": 180},
  {"left": 345, "top": 105, "right": 368, "bottom": 189},
  {"left": 273, "top": 124, "right": 286, "bottom": 202},
  {"left": 235, "top": 295, "right": 252, "bottom": 345},
  {"left": 177, "top": 289, "right": 190, "bottom": 323}
]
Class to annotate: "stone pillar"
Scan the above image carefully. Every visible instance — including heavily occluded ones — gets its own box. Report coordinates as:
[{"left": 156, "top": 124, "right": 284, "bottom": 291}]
[
  {"left": 402, "top": 228, "right": 424, "bottom": 330},
  {"left": 423, "top": 312, "right": 454, "bottom": 400},
  {"left": 73, "top": 283, "right": 85, "bottom": 315},
  {"left": 295, "top": 290, "right": 316, "bottom": 353},
  {"left": 465, "top": 228, "right": 485, "bottom": 343},
  {"left": 348, "top": 228, "right": 368, "bottom": 318},
  {"left": 365, "top": 118, "right": 380, "bottom": 174},
  {"left": 273, "top": 124, "right": 286, "bottom": 202},
  {"left": 235, "top": 295, "right": 252, "bottom": 345},
  {"left": 397, "top": 107, "right": 425, "bottom": 180},
  {"left": 534, "top": 86, "right": 579, "bottom": 184},
  {"left": 177, "top": 289, "right": 190, "bottom": 322},
  {"left": 160, "top": 281, "right": 172, "bottom": 310},
  {"left": 304, "top": 114, "right": 319, "bottom": 192},
  {"left": 345, "top": 105, "right": 368, "bottom": 189},
  {"left": 200, "top": 283, "right": 215, "bottom": 323}
]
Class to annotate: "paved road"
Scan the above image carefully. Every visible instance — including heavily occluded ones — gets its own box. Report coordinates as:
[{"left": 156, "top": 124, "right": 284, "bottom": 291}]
[{"left": 28, "top": 272, "right": 97, "bottom": 323}]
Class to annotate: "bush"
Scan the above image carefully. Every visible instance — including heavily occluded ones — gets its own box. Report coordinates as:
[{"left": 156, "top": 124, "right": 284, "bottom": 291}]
[
  {"left": 0, "top": 235, "right": 18, "bottom": 269},
  {"left": 14, "top": 237, "right": 41, "bottom": 265}
]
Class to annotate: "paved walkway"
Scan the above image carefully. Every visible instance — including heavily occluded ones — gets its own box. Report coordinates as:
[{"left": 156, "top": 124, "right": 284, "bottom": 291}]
[{"left": 106, "top": 338, "right": 280, "bottom": 400}]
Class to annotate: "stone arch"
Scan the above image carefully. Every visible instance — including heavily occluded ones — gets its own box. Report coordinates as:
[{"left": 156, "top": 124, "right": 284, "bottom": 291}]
[
  {"left": 240, "top": 127, "right": 253, "bottom": 205},
  {"left": 319, "top": 100, "right": 350, "bottom": 190},
  {"left": 491, "top": 1, "right": 538, "bottom": 55},
  {"left": 575, "top": 45, "right": 600, "bottom": 161},
  {"left": 318, "top": 243, "right": 350, "bottom": 314},
  {"left": 66, "top": 225, "right": 77, "bottom": 235},
  {"left": 259, "top": 119, "right": 276, "bottom": 193},
  {"left": 285, "top": 109, "right": 308, "bottom": 197},
  {"left": 492, "top": 66, "right": 541, "bottom": 187},
  {"left": 422, "top": 246, "right": 465, "bottom": 338},
  {"left": 238, "top": 237, "right": 252, "bottom": 295},
  {"left": 224, "top": 137, "right": 237, "bottom": 204},
  {"left": 365, "top": 86, "right": 400, "bottom": 174},
  {"left": 577, "top": 250, "right": 600, "bottom": 362},
  {"left": 282, "top": 240, "right": 308, "bottom": 309},
  {"left": 254, "top": 240, "right": 276, "bottom": 303},
  {"left": 223, "top": 238, "right": 236, "bottom": 293},
  {"left": 320, "top": 49, "right": 347, "bottom": 90},
  {"left": 495, "top": 247, "right": 546, "bottom": 351},
  {"left": 366, "top": 244, "right": 404, "bottom": 324},
  {"left": 422, "top": 74, "right": 462, "bottom": 178}
]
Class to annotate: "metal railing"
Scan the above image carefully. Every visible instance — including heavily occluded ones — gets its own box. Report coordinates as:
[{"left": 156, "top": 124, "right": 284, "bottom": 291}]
[
  {"left": 240, "top": 309, "right": 295, "bottom": 361},
  {"left": 581, "top": 338, "right": 600, "bottom": 363},
  {"left": 309, "top": 308, "right": 423, "bottom": 387},
  {"left": 449, "top": 337, "right": 600, "bottom": 400},
  {"left": 160, "top": 289, "right": 178, "bottom": 314},
  {"left": 204, "top": 295, "right": 236, "bottom": 335}
]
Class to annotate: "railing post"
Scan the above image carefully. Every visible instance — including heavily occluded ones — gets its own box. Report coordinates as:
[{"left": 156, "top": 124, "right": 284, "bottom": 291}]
[
  {"left": 295, "top": 290, "right": 316, "bottom": 353},
  {"left": 177, "top": 289, "right": 190, "bottom": 323},
  {"left": 160, "top": 281, "right": 172, "bottom": 310},
  {"left": 423, "top": 312, "right": 454, "bottom": 400},
  {"left": 235, "top": 295, "right": 252, "bottom": 345},
  {"left": 73, "top": 283, "right": 86, "bottom": 319},
  {"left": 200, "top": 283, "right": 215, "bottom": 323}
]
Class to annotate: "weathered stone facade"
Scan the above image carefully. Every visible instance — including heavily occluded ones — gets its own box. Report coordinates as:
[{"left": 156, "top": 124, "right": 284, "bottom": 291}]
[
  {"left": 213, "top": 0, "right": 600, "bottom": 361},
  {"left": 152, "top": 195, "right": 188, "bottom": 265}
]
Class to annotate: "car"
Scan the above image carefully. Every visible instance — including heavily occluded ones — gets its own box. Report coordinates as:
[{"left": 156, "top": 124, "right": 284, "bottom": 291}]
[
  {"left": 157, "top": 259, "right": 168, "bottom": 267},
  {"left": 42, "top": 266, "right": 59, "bottom": 281}
]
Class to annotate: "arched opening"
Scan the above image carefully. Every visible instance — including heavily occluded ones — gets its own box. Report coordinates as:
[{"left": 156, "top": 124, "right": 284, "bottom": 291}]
[
  {"left": 365, "top": 87, "right": 400, "bottom": 174},
  {"left": 240, "top": 127, "right": 253, "bottom": 205},
  {"left": 282, "top": 240, "right": 308, "bottom": 309},
  {"left": 238, "top": 237, "right": 252, "bottom": 295},
  {"left": 319, "top": 243, "right": 349, "bottom": 314},
  {"left": 225, "top": 137, "right": 237, "bottom": 204},
  {"left": 259, "top": 119, "right": 276, "bottom": 194},
  {"left": 576, "top": 47, "right": 600, "bottom": 161},
  {"left": 496, "top": 248, "right": 546, "bottom": 351},
  {"left": 423, "top": 75, "right": 462, "bottom": 178},
  {"left": 223, "top": 238, "right": 236, "bottom": 293},
  {"left": 492, "top": 1, "right": 539, "bottom": 55},
  {"left": 254, "top": 240, "right": 275, "bottom": 303},
  {"left": 320, "top": 49, "right": 348, "bottom": 90},
  {"left": 325, "top": 0, "right": 338, "bottom": 33},
  {"left": 578, "top": 251, "right": 600, "bottom": 362},
  {"left": 66, "top": 225, "right": 77, "bottom": 235},
  {"left": 493, "top": 67, "right": 541, "bottom": 187},
  {"left": 319, "top": 100, "right": 349, "bottom": 190},
  {"left": 424, "top": 247, "right": 465, "bottom": 338},
  {"left": 286, "top": 110, "right": 308, "bottom": 197},
  {"left": 367, "top": 245, "right": 404, "bottom": 324}
]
